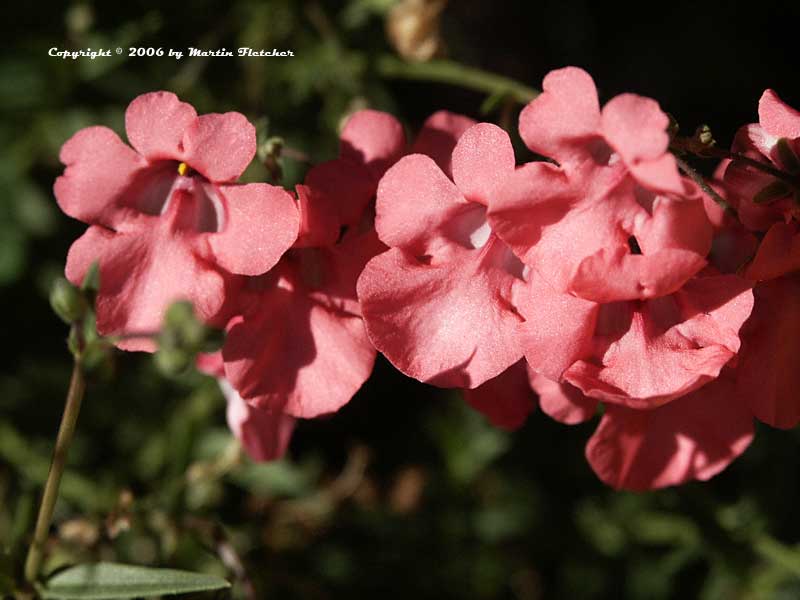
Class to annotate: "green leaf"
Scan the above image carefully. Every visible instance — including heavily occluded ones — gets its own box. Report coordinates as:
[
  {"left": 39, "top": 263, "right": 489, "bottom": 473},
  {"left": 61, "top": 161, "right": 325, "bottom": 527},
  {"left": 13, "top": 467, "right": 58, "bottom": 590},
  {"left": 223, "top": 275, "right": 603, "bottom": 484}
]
[{"left": 40, "top": 562, "right": 230, "bottom": 599}]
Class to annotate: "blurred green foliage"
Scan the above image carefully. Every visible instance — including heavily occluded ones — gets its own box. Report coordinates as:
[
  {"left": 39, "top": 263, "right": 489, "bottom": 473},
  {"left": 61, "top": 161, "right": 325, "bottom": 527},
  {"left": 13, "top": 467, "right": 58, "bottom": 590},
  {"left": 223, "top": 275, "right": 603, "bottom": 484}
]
[{"left": 2, "top": 1, "right": 800, "bottom": 598}]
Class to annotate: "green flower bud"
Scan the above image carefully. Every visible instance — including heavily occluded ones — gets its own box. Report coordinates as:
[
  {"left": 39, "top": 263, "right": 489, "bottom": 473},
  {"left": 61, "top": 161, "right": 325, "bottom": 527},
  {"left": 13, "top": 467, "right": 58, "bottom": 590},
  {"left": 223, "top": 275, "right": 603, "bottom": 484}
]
[{"left": 50, "top": 278, "right": 87, "bottom": 324}]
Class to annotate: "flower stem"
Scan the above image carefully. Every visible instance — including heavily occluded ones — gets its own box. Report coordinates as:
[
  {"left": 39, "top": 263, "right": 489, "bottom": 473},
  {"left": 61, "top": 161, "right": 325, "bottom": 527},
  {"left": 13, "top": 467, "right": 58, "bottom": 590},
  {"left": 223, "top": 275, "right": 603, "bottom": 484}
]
[
  {"left": 674, "top": 155, "right": 738, "bottom": 218},
  {"left": 24, "top": 360, "right": 86, "bottom": 584},
  {"left": 375, "top": 55, "right": 539, "bottom": 105}
]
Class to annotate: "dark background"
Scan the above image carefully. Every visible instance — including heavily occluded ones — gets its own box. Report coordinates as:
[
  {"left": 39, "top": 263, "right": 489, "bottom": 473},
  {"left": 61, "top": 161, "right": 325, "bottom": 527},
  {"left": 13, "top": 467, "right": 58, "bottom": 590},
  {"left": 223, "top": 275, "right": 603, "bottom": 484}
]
[{"left": 1, "top": 1, "right": 799, "bottom": 598}]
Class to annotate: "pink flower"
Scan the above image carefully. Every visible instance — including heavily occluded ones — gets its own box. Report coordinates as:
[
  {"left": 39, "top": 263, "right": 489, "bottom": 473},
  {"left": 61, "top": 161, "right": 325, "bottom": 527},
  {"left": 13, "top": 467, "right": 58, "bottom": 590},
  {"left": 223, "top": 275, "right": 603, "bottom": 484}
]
[
  {"left": 358, "top": 122, "right": 525, "bottom": 389},
  {"left": 216, "top": 110, "right": 469, "bottom": 418},
  {"left": 723, "top": 89, "right": 800, "bottom": 281},
  {"left": 56, "top": 92, "right": 299, "bottom": 350},
  {"left": 489, "top": 67, "right": 712, "bottom": 303},
  {"left": 532, "top": 373, "right": 754, "bottom": 490},
  {"left": 517, "top": 269, "right": 753, "bottom": 409}
]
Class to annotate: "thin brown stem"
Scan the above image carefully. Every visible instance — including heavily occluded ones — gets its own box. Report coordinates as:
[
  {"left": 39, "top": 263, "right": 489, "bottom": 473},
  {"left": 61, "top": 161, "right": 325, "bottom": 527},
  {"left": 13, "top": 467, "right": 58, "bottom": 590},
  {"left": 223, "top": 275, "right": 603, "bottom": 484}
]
[{"left": 674, "top": 155, "right": 738, "bottom": 218}]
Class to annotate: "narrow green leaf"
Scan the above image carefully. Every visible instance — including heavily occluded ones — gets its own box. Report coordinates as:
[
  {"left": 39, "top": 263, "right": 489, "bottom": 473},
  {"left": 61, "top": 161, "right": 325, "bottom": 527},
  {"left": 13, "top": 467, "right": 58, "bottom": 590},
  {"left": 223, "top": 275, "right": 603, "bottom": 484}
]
[{"left": 40, "top": 562, "right": 230, "bottom": 599}]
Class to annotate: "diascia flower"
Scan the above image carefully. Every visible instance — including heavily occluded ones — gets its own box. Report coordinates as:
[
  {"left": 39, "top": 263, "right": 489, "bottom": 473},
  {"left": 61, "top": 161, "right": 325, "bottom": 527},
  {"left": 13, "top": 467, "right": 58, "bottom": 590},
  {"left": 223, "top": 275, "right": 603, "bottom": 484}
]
[
  {"left": 489, "top": 67, "right": 713, "bottom": 302},
  {"left": 723, "top": 89, "right": 800, "bottom": 281},
  {"left": 532, "top": 372, "right": 754, "bottom": 491},
  {"left": 357, "top": 122, "right": 526, "bottom": 389},
  {"left": 484, "top": 67, "right": 753, "bottom": 408},
  {"left": 56, "top": 91, "right": 300, "bottom": 350},
  {"left": 216, "top": 110, "right": 476, "bottom": 419},
  {"left": 715, "top": 94, "right": 800, "bottom": 429}
]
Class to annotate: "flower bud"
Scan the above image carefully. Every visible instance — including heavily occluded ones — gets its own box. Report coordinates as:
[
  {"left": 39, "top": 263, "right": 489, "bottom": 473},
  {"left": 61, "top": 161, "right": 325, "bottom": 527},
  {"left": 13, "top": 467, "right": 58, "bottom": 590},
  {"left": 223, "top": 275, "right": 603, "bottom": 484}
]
[{"left": 50, "top": 278, "right": 87, "bottom": 324}]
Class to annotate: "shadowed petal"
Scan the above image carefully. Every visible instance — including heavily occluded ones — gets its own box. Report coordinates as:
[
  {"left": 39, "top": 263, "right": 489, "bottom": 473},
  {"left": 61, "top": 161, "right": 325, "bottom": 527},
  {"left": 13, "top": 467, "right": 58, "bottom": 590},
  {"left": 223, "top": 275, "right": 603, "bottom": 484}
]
[
  {"left": 586, "top": 376, "right": 753, "bottom": 491},
  {"left": 462, "top": 361, "right": 536, "bottom": 430}
]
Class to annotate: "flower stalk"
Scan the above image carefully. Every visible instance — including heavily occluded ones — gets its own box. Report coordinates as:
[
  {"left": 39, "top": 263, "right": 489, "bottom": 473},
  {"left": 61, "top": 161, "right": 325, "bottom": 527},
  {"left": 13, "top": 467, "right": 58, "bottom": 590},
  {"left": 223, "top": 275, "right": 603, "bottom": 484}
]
[{"left": 23, "top": 356, "right": 86, "bottom": 584}]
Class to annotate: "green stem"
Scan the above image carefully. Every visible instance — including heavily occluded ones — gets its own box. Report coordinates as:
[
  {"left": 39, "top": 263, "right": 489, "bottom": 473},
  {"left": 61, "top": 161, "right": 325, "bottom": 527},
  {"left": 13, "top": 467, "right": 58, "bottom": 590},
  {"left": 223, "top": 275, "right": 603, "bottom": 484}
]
[
  {"left": 375, "top": 55, "right": 539, "bottom": 105},
  {"left": 24, "top": 360, "right": 86, "bottom": 584}
]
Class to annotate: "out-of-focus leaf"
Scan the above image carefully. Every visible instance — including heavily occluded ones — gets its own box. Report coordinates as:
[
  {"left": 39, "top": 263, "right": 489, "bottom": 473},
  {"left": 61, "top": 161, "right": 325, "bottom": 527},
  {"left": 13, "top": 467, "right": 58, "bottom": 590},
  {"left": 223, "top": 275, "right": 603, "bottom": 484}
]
[
  {"left": 231, "top": 459, "right": 319, "bottom": 497},
  {"left": 40, "top": 562, "right": 229, "bottom": 599},
  {"left": 428, "top": 398, "right": 511, "bottom": 485}
]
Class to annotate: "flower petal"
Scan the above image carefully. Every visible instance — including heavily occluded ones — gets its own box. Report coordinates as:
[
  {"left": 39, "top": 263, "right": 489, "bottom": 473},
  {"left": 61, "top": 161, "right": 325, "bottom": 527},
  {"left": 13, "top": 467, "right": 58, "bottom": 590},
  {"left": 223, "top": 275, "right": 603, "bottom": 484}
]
[
  {"left": 411, "top": 110, "right": 477, "bottom": 177},
  {"left": 54, "top": 126, "right": 145, "bottom": 227},
  {"left": 65, "top": 219, "right": 226, "bottom": 352},
  {"left": 340, "top": 109, "right": 406, "bottom": 181},
  {"left": 302, "top": 159, "right": 376, "bottom": 228},
  {"left": 451, "top": 123, "right": 516, "bottom": 205},
  {"left": 530, "top": 372, "right": 597, "bottom": 425},
  {"left": 462, "top": 360, "right": 536, "bottom": 430},
  {"left": 586, "top": 376, "right": 753, "bottom": 491},
  {"left": 375, "top": 154, "right": 470, "bottom": 256},
  {"left": 513, "top": 274, "right": 599, "bottom": 381},
  {"left": 744, "top": 222, "right": 800, "bottom": 281},
  {"left": 518, "top": 67, "right": 601, "bottom": 163},
  {"left": 565, "top": 275, "right": 753, "bottom": 408},
  {"left": 293, "top": 183, "right": 341, "bottom": 248},
  {"left": 222, "top": 282, "right": 376, "bottom": 418},
  {"left": 601, "top": 94, "right": 670, "bottom": 162},
  {"left": 208, "top": 183, "right": 299, "bottom": 276},
  {"left": 182, "top": 112, "right": 256, "bottom": 182},
  {"left": 736, "top": 275, "right": 800, "bottom": 428},
  {"left": 357, "top": 245, "right": 522, "bottom": 388},
  {"left": 221, "top": 380, "right": 295, "bottom": 462},
  {"left": 758, "top": 89, "right": 800, "bottom": 140},
  {"left": 569, "top": 246, "right": 707, "bottom": 303},
  {"left": 124, "top": 91, "right": 197, "bottom": 161}
]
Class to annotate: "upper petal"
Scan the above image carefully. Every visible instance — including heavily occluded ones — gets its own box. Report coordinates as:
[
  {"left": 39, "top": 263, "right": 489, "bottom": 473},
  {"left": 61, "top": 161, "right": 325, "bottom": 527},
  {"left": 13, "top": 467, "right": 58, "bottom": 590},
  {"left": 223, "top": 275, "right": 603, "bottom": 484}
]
[
  {"left": 601, "top": 94, "right": 670, "bottom": 162},
  {"left": 411, "top": 110, "right": 477, "bottom": 177},
  {"left": 302, "top": 159, "right": 377, "bottom": 228},
  {"left": 54, "top": 126, "right": 146, "bottom": 228},
  {"left": 182, "top": 112, "right": 256, "bottom": 182},
  {"left": 518, "top": 66, "right": 601, "bottom": 164},
  {"left": 339, "top": 109, "right": 406, "bottom": 181},
  {"left": 451, "top": 123, "right": 516, "bottom": 205},
  {"left": 124, "top": 91, "right": 197, "bottom": 161},
  {"left": 208, "top": 183, "right": 300, "bottom": 276},
  {"left": 375, "top": 154, "right": 470, "bottom": 256},
  {"left": 586, "top": 375, "right": 753, "bottom": 491},
  {"left": 758, "top": 89, "right": 800, "bottom": 140},
  {"left": 357, "top": 245, "right": 523, "bottom": 388}
]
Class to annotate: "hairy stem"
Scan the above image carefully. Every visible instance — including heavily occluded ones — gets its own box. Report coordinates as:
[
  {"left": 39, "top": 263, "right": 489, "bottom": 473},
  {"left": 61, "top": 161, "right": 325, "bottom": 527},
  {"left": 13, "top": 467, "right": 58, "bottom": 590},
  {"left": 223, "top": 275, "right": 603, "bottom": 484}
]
[
  {"left": 376, "top": 55, "right": 539, "bottom": 105},
  {"left": 674, "top": 155, "right": 738, "bottom": 217},
  {"left": 671, "top": 137, "right": 798, "bottom": 186},
  {"left": 24, "top": 360, "right": 86, "bottom": 584}
]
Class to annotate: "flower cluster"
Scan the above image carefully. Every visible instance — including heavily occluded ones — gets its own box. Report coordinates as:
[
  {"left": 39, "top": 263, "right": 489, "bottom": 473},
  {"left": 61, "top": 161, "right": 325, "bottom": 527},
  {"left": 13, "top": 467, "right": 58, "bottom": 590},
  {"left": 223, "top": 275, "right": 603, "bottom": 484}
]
[{"left": 54, "top": 68, "right": 800, "bottom": 490}]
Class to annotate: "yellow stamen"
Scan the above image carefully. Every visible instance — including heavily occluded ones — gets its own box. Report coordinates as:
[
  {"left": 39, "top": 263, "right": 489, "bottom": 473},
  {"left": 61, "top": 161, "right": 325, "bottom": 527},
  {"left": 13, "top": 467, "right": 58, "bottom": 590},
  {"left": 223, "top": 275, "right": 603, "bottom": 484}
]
[{"left": 177, "top": 162, "right": 189, "bottom": 176}]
